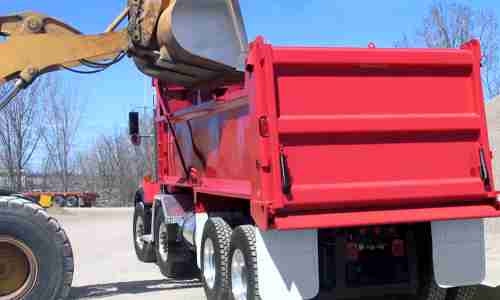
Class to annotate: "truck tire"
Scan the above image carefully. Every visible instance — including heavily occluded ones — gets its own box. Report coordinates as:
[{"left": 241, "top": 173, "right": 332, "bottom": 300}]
[
  {"left": 54, "top": 195, "right": 66, "bottom": 207},
  {"left": 229, "top": 225, "right": 261, "bottom": 300},
  {"left": 446, "top": 286, "right": 477, "bottom": 300},
  {"left": 154, "top": 208, "right": 196, "bottom": 278},
  {"left": 415, "top": 278, "right": 446, "bottom": 300},
  {"left": 0, "top": 196, "right": 74, "bottom": 300},
  {"left": 81, "top": 199, "right": 92, "bottom": 208},
  {"left": 201, "top": 217, "right": 233, "bottom": 300},
  {"left": 66, "top": 196, "right": 79, "bottom": 208},
  {"left": 133, "top": 203, "right": 156, "bottom": 263},
  {"left": 407, "top": 225, "right": 446, "bottom": 300}
]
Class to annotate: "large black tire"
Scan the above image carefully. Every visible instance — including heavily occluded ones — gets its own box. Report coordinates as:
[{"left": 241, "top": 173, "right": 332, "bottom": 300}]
[
  {"left": 133, "top": 203, "right": 156, "bottom": 263},
  {"left": 229, "top": 225, "right": 261, "bottom": 300},
  {"left": 201, "top": 217, "right": 233, "bottom": 300},
  {"left": 446, "top": 286, "right": 477, "bottom": 300},
  {"left": 0, "top": 196, "right": 74, "bottom": 300},
  {"left": 154, "top": 209, "right": 196, "bottom": 278}
]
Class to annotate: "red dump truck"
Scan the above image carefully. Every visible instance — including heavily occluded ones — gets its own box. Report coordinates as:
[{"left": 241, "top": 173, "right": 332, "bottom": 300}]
[
  {"left": 1, "top": 1, "right": 499, "bottom": 300},
  {"left": 130, "top": 32, "right": 500, "bottom": 300}
]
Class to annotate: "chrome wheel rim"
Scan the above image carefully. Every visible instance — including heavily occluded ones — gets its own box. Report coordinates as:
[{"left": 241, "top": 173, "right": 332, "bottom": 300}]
[
  {"left": 203, "top": 238, "right": 216, "bottom": 289},
  {"left": 158, "top": 222, "right": 168, "bottom": 262},
  {"left": 231, "top": 249, "right": 247, "bottom": 300},
  {"left": 0, "top": 237, "right": 39, "bottom": 300},
  {"left": 135, "top": 216, "right": 145, "bottom": 250}
]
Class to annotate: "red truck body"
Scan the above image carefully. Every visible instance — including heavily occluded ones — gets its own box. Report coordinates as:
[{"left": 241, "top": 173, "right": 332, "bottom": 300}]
[{"left": 143, "top": 37, "right": 500, "bottom": 231}]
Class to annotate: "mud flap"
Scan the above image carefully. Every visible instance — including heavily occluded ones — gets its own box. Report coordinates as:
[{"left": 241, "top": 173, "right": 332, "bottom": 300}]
[
  {"left": 482, "top": 217, "right": 500, "bottom": 287},
  {"left": 195, "top": 212, "right": 208, "bottom": 268},
  {"left": 432, "top": 218, "right": 500, "bottom": 288},
  {"left": 256, "top": 229, "right": 319, "bottom": 300}
]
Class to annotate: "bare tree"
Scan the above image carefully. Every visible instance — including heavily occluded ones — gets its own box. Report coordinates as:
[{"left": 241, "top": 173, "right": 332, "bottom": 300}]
[
  {"left": 397, "top": 1, "right": 500, "bottom": 99},
  {"left": 40, "top": 78, "right": 83, "bottom": 192},
  {"left": 75, "top": 113, "right": 153, "bottom": 207},
  {"left": 0, "top": 80, "right": 44, "bottom": 191}
]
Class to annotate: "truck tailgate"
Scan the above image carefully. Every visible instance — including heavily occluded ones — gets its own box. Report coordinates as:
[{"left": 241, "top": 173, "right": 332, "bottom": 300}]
[{"left": 249, "top": 40, "right": 498, "bottom": 224}]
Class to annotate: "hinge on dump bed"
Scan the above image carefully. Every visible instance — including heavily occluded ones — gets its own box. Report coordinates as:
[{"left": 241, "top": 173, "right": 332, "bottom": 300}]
[{"left": 479, "top": 148, "right": 491, "bottom": 187}]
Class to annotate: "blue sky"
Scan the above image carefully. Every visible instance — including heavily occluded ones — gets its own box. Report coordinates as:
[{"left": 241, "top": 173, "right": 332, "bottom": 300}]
[{"left": 3, "top": 0, "right": 500, "bottom": 150}]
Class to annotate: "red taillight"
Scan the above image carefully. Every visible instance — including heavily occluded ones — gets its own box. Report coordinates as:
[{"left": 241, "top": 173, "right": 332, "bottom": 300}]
[
  {"left": 392, "top": 239, "right": 405, "bottom": 257},
  {"left": 346, "top": 242, "right": 359, "bottom": 261}
]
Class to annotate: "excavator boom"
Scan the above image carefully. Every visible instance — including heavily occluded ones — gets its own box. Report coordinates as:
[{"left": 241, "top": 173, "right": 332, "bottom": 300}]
[
  {"left": 0, "top": 11, "right": 131, "bottom": 82},
  {"left": 0, "top": 0, "right": 249, "bottom": 110},
  {"left": 0, "top": 10, "right": 130, "bottom": 110}
]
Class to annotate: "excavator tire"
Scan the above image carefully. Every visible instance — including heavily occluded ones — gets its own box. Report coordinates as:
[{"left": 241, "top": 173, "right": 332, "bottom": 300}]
[{"left": 0, "top": 196, "right": 74, "bottom": 300}]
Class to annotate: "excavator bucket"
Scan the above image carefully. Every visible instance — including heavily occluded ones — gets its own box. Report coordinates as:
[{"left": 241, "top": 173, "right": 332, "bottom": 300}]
[{"left": 129, "top": 0, "right": 248, "bottom": 87}]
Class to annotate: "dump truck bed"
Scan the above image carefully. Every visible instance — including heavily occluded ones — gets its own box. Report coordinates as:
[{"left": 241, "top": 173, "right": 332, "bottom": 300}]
[{"left": 153, "top": 38, "right": 500, "bottom": 230}]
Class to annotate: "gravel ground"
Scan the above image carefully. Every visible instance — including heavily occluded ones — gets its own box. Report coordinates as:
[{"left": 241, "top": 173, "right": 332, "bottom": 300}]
[{"left": 51, "top": 208, "right": 206, "bottom": 300}]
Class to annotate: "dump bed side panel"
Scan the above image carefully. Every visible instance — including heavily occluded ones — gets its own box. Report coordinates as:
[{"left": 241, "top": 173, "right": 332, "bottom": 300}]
[{"left": 249, "top": 40, "right": 497, "bottom": 225}]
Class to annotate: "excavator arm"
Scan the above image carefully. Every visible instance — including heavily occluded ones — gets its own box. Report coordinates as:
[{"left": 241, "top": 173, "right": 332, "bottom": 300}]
[{"left": 0, "top": 10, "right": 130, "bottom": 110}]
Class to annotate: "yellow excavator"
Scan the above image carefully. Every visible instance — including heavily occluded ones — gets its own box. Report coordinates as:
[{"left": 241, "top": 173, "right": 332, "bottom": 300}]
[{"left": 0, "top": 1, "right": 247, "bottom": 299}]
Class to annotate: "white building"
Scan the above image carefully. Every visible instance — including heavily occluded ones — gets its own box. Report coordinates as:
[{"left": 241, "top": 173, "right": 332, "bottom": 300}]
[{"left": 486, "top": 95, "right": 500, "bottom": 188}]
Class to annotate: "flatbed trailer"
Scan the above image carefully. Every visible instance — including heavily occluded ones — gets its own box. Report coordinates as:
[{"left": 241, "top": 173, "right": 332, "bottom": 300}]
[
  {"left": 23, "top": 192, "right": 99, "bottom": 208},
  {"left": 131, "top": 34, "right": 500, "bottom": 300}
]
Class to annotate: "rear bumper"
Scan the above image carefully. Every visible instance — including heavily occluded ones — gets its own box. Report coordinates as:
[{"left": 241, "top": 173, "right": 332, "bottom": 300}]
[{"left": 273, "top": 201, "right": 500, "bottom": 230}]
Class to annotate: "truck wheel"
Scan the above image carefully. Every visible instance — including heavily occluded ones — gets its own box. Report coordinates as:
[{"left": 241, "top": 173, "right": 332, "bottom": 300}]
[
  {"left": 446, "top": 286, "right": 477, "bottom": 300},
  {"left": 66, "top": 196, "right": 79, "bottom": 208},
  {"left": 415, "top": 277, "right": 446, "bottom": 300},
  {"left": 133, "top": 203, "right": 156, "bottom": 263},
  {"left": 0, "top": 196, "right": 74, "bottom": 300},
  {"left": 407, "top": 225, "right": 446, "bottom": 300},
  {"left": 201, "top": 217, "right": 233, "bottom": 300},
  {"left": 54, "top": 195, "right": 66, "bottom": 207},
  {"left": 229, "top": 225, "right": 261, "bottom": 300},
  {"left": 154, "top": 209, "right": 196, "bottom": 278}
]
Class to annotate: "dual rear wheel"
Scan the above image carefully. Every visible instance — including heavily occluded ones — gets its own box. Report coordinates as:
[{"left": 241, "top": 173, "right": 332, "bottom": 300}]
[
  {"left": 199, "top": 219, "right": 476, "bottom": 300},
  {"left": 201, "top": 218, "right": 260, "bottom": 300},
  {"left": 133, "top": 204, "right": 477, "bottom": 300}
]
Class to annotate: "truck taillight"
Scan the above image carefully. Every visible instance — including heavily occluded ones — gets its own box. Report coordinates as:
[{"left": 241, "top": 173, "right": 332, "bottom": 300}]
[
  {"left": 392, "top": 239, "right": 405, "bottom": 257},
  {"left": 346, "top": 242, "right": 359, "bottom": 261}
]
